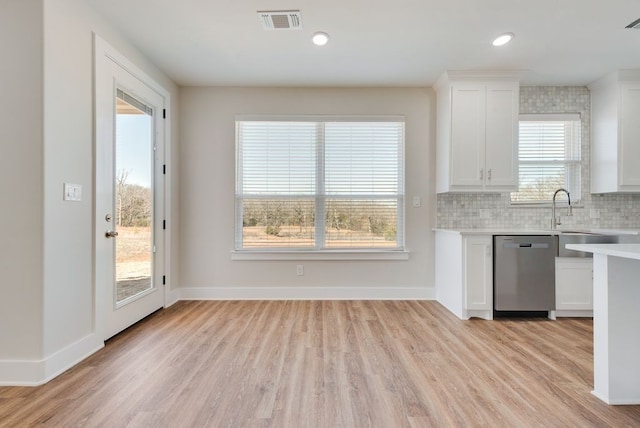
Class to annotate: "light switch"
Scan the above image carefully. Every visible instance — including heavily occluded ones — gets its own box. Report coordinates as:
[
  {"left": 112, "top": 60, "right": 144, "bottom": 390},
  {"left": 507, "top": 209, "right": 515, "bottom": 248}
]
[
  {"left": 64, "top": 183, "right": 82, "bottom": 202},
  {"left": 412, "top": 196, "right": 421, "bottom": 208}
]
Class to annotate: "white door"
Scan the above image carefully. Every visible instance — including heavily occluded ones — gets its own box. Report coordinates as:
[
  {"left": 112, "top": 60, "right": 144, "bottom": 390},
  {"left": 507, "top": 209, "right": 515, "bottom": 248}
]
[{"left": 95, "top": 39, "right": 165, "bottom": 340}]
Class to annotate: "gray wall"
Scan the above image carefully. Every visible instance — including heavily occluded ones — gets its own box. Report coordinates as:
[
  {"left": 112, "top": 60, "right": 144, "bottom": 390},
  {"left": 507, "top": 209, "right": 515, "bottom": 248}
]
[
  {"left": 0, "top": 0, "right": 180, "bottom": 382},
  {"left": 41, "top": 0, "right": 180, "bottom": 357},
  {"left": 0, "top": 0, "right": 45, "bottom": 361},
  {"left": 178, "top": 87, "right": 436, "bottom": 295}
]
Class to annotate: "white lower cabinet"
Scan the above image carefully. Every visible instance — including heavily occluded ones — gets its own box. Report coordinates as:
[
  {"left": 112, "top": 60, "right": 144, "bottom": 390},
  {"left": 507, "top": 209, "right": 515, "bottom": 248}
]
[
  {"left": 464, "top": 236, "right": 493, "bottom": 312},
  {"left": 555, "top": 257, "right": 593, "bottom": 317},
  {"left": 435, "top": 231, "right": 493, "bottom": 320},
  {"left": 436, "top": 231, "right": 596, "bottom": 320}
]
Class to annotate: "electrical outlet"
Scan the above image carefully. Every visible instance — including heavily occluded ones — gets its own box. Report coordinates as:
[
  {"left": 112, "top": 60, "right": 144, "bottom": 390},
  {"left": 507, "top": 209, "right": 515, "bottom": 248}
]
[{"left": 296, "top": 265, "right": 304, "bottom": 276}]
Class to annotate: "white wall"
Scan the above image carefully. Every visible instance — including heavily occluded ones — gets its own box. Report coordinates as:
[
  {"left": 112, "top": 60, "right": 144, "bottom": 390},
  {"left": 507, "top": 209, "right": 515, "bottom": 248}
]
[
  {"left": 40, "top": 0, "right": 180, "bottom": 358},
  {"left": 1, "top": 0, "right": 180, "bottom": 384},
  {"left": 0, "top": 0, "right": 44, "bottom": 361},
  {"left": 179, "top": 87, "right": 436, "bottom": 297}
]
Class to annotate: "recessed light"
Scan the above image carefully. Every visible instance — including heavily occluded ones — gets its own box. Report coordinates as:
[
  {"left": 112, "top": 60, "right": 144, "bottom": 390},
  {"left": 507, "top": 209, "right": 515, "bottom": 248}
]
[
  {"left": 492, "top": 32, "right": 514, "bottom": 47},
  {"left": 312, "top": 32, "right": 329, "bottom": 46}
]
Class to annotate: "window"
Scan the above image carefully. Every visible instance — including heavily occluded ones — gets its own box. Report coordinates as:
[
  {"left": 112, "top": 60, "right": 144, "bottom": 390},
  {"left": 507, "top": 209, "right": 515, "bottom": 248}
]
[
  {"left": 511, "top": 114, "right": 581, "bottom": 204},
  {"left": 236, "top": 117, "right": 405, "bottom": 251}
]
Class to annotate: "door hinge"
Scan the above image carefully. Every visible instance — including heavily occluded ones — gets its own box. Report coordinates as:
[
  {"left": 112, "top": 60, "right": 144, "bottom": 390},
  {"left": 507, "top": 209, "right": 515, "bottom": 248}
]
[
  {"left": 163, "top": 164, "right": 166, "bottom": 175},
  {"left": 163, "top": 109, "right": 166, "bottom": 119},
  {"left": 162, "top": 275, "right": 166, "bottom": 285},
  {"left": 163, "top": 220, "right": 166, "bottom": 230}
]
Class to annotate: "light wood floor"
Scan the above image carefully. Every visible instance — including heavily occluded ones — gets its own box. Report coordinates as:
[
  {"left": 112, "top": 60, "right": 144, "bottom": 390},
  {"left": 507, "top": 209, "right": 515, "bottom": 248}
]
[{"left": 1, "top": 301, "right": 640, "bottom": 427}]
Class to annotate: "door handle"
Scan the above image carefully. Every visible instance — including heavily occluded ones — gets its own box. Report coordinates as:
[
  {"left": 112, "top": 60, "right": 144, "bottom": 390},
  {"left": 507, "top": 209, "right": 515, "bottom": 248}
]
[{"left": 105, "top": 230, "right": 119, "bottom": 238}]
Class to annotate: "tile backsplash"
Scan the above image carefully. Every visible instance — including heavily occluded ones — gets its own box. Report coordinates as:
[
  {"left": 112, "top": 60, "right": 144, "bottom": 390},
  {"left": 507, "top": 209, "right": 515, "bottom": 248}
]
[{"left": 436, "top": 86, "right": 640, "bottom": 230}]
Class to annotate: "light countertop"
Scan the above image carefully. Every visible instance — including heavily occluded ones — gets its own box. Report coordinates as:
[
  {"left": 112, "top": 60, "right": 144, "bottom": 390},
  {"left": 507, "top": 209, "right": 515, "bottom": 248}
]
[
  {"left": 433, "top": 228, "right": 639, "bottom": 236},
  {"left": 565, "top": 243, "right": 640, "bottom": 260}
]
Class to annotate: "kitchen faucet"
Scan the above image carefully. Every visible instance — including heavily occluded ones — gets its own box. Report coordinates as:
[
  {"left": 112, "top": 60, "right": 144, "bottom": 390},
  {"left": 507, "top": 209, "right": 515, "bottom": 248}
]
[{"left": 551, "top": 188, "right": 572, "bottom": 229}]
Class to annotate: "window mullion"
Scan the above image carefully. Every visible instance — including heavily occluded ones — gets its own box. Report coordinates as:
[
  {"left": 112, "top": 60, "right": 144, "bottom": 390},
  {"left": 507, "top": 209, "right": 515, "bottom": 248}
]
[
  {"left": 315, "top": 123, "right": 326, "bottom": 249},
  {"left": 235, "top": 123, "right": 244, "bottom": 249},
  {"left": 397, "top": 124, "right": 405, "bottom": 247}
]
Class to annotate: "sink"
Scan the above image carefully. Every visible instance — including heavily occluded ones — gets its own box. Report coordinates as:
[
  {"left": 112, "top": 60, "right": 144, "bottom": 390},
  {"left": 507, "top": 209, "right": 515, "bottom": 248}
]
[{"left": 558, "top": 233, "right": 619, "bottom": 257}]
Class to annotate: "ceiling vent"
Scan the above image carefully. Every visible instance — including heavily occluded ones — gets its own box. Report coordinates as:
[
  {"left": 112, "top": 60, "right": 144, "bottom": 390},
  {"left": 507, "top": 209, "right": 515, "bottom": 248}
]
[
  {"left": 626, "top": 18, "right": 640, "bottom": 29},
  {"left": 258, "top": 10, "right": 302, "bottom": 30}
]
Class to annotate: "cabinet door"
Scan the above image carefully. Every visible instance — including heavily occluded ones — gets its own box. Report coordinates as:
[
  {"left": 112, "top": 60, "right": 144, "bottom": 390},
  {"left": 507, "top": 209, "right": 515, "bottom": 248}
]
[
  {"left": 464, "top": 236, "right": 493, "bottom": 310},
  {"left": 619, "top": 83, "right": 640, "bottom": 189},
  {"left": 450, "top": 85, "right": 485, "bottom": 188},
  {"left": 485, "top": 83, "right": 519, "bottom": 190},
  {"left": 555, "top": 258, "right": 593, "bottom": 310}
]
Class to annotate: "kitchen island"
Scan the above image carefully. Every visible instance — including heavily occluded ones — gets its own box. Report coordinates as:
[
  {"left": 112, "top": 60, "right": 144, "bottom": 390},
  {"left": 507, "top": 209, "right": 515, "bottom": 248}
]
[{"left": 565, "top": 243, "right": 640, "bottom": 405}]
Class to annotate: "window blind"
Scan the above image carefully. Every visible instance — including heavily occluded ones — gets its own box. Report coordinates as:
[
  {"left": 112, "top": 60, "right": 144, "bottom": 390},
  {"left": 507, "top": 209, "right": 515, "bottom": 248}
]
[
  {"left": 236, "top": 119, "right": 405, "bottom": 250},
  {"left": 511, "top": 114, "right": 581, "bottom": 203},
  {"left": 238, "top": 122, "right": 317, "bottom": 196}
]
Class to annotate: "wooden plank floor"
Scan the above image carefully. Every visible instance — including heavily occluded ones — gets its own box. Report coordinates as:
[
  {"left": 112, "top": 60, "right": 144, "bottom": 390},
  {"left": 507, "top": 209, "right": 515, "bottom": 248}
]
[{"left": 1, "top": 301, "right": 640, "bottom": 427}]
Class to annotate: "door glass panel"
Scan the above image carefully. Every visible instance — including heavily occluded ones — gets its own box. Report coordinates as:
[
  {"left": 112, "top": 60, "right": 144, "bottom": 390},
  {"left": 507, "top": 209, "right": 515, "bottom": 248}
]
[{"left": 115, "top": 91, "right": 153, "bottom": 303}]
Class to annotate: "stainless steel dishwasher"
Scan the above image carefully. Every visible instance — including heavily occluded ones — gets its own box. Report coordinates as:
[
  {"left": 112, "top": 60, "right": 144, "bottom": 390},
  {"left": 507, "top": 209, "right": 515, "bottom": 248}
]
[{"left": 494, "top": 235, "right": 557, "bottom": 312}]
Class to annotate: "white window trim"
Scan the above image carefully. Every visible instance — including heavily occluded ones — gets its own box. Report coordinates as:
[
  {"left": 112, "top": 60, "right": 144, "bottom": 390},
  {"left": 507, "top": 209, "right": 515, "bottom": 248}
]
[
  {"left": 236, "top": 114, "right": 405, "bottom": 123},
  {"left": 230, "top": 250, "right": 410, "bottom": 261},
  {"left": 235, "top": 116, "right": 406, "bottom": 253},
  {"left": 511, "top": 113, "right": 582, "bottom": 205}
]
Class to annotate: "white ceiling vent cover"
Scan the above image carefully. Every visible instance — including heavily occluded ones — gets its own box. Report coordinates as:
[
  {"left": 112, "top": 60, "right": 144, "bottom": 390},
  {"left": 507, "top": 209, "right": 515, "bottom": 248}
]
[{"left": 258, "top": 10, "right": 302, "bottom": 30}]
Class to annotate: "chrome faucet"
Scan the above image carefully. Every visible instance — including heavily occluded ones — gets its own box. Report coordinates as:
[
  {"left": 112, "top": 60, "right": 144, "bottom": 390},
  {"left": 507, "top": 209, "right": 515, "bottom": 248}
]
[{"left": 551, "top": 188, "right": 572, "bottom": 229}]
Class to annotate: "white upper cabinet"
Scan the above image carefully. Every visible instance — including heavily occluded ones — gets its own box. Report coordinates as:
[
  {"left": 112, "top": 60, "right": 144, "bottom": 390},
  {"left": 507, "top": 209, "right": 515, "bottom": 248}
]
[
  {"left": 590, "top": 70, "right": 640, "bottom": 193},
  {"left": 436, "top": 71, "right": 520, "bottom": 193}
]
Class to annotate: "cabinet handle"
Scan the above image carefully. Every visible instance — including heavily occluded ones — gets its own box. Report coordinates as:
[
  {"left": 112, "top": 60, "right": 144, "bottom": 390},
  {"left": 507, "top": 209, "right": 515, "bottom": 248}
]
[
  {"left": 488, "top": 169, "right": 492, "bottom": 180},
  {"left": 480, "top": 169, "right": 484, "bottom": 180}
]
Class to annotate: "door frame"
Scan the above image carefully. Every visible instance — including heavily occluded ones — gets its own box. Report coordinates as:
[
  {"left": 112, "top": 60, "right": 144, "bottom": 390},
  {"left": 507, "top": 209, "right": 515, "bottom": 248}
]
[{"left": 94, "top": 34, "right": 172, "bottom": 340}]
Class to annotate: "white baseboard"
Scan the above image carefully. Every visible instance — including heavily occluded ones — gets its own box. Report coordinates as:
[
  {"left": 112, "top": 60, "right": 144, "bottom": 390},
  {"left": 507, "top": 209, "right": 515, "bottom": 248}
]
[
  {"left": 555, "top": 309, "right": 593, "bottom": 318},
  {"left": 178, "top": 286, "right": 435, "bottom": 301},
  {"left": 165, "top": 287, "right": 180, "bottom": 307},
  {"left": 0, "top": 333, "right": 103, "bottom": 386},
  {"left": 592, "top": 390, "right": 640, "bottom": 405}
]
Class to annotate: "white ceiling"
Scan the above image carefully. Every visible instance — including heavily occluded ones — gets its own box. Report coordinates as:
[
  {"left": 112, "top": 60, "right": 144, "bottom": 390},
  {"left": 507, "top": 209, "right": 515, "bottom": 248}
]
[{"left": 86, "top": 0, "right": 640, "bottom": 87}]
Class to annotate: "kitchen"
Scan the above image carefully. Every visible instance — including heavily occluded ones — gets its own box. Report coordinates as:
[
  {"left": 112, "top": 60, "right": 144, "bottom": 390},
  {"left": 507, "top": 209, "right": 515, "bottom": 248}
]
[
  {"left": 434, "top": 76, "right": 640, "bottom": 405},
  {"left": 4, "top": 0, "right": 640, "bottom": 424}
]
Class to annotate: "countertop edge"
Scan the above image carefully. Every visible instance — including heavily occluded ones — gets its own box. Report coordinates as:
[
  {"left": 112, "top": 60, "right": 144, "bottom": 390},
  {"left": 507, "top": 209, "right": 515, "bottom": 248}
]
[
  {"left": 433, "top": 228, "right": 639, "bottom": 236},
  {"left": 565, "top": 244, "right": 640, "bottom": 260}
]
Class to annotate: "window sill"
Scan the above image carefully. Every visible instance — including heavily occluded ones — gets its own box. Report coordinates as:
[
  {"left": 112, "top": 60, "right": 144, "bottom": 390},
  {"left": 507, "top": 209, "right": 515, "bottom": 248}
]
[{"left": 230, "top": 250, "right": 410, "bottom": 261}]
